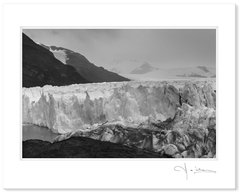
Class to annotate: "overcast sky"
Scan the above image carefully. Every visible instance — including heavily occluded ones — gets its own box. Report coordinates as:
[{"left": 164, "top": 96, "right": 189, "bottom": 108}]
[{"left": 23, "top": 29, "right": 216, "bottom": 69}]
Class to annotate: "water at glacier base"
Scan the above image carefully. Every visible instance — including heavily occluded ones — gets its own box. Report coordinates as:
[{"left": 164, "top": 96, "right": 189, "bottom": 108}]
[{"left": 22, "top": 124, "right": 59, "bottom": 142}]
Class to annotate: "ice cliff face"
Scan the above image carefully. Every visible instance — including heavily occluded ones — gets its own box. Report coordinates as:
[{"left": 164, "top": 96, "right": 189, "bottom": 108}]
[
  {"left": 23, "top": 80, "right": 216, "bottom": 158},
  {"left": 53, "top": 85, "right": 216, "bottom": 158},
  {"left": 54, "top": 102, "right": 216, "bottom": 158},
  {"left": 55, "top": 99, "right": 216, "bottom": 158},
  {"left": 22, "top": 80, "right": 215, "bottom": 134}
]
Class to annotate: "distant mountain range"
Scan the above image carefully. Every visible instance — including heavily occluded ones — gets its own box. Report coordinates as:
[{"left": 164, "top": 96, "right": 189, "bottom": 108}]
[
  {"left": 106, "top": 60, "right": 215, "bottom": 80},
  {"left": 121, "top": 66, "right": 216, "bottom": 81},
  {"left": 175, "top": 65, "right": 216, "bottom": 78},
  {"left": 107, "top": 60, "right": 152, "bottom": 75},
  {"left": 131, "top": 62, "right": 158, "bottom": 74},
  {"left": 22, "top": 33, "right": 129, "bottom": 88},
  {"left": 105, "top": 60, "right": 215, "bottom": 81}
]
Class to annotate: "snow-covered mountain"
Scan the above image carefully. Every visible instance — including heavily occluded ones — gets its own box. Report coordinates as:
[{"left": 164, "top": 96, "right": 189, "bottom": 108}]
[
  {"left": 131, "top": 62, "right": 158, "bottom": 74},
  {"left": 106, "top": 60, "right": 149, "bottom": 75},
  {"left": 121, "top": 66, "right": 216, "bottom": 81},
  {"left": 105, "top": 59, "right": 215, "bottom": 81},
  {"left": 175, "top": 66, "right": 215, "bottom": 78}
]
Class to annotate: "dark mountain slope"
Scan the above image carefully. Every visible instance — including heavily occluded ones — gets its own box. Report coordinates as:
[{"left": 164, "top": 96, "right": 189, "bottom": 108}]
[
  {"left": 22, "top": 137, "right": 170, "bottom": 158},
  {"left": 22, "top": 33, "right": 89, "bottom": 87},
  {"left": 47, "top": 46, "right": 130, "bottom": 83}
]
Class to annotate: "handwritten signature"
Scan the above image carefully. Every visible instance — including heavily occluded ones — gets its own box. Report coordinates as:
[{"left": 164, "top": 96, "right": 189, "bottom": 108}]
[{"left": 174, "top": 163, "right": 216, "bottom": 180}]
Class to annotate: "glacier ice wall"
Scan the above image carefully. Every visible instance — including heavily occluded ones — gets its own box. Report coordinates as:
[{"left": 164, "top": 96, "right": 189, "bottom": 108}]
[
  {"left": 22, "top": 80, "right": 215, "bottom": 134},
  {"left": 54, "top": 103, "right": 216, "bottom": 158}
]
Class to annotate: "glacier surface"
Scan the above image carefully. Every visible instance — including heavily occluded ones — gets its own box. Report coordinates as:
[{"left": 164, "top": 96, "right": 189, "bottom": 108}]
[{"left": 22, "top": 80, "right": 215, "bottom": 134}]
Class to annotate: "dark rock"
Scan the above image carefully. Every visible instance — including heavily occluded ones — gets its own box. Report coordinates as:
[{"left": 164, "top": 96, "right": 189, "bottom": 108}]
[
  {"left": 22, "top": 137, "right": 168, "bottom": 158},
  {"left": 22, "top": 33, "right": 89, "bottom": 87}
]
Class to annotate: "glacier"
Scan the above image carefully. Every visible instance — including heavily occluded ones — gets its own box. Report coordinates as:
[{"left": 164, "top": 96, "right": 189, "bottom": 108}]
[
  {"left": 22, "top": 80, "right": 215, "bottom": 134},
  {"left": 22, "top": 79, "right": 216, "bottom": 158}
]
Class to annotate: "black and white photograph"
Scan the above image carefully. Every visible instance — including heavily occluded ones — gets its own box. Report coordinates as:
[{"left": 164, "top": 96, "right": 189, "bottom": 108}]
[{"left": 22, "top": 29, "right": 216, "bottom": 158}]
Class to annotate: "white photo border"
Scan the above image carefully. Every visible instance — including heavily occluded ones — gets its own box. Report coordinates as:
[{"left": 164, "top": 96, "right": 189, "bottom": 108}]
[{"left": 2, "top": 3, "right": 235, "bottom": 189}]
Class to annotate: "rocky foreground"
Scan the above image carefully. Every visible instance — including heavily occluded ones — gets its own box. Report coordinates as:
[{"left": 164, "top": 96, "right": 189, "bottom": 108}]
[
  {"left": 23, "top": 80, "right": 216, "bottom": 158},
  {"left": 23, "top": 137, "right": 171, "bottom": 158}
]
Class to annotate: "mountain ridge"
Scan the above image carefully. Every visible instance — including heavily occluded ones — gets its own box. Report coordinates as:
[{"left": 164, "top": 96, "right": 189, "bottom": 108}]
[
  {"left": 22, "top": 33, "right": 130, "bottom": 88},
  {"left": 22, "top": 33, "right": 89, "bottom": 87},
  {"left": 41, "top": 44, "right": 130, "bottom": 83}
]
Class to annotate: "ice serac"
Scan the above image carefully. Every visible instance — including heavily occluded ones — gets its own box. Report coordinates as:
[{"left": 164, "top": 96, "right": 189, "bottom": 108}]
[
  {"left": 181, "top": 82, "right": 216, "bottom": 108},
  {"left": 22, "top": 80, "right": 215, "bottom": 134}
]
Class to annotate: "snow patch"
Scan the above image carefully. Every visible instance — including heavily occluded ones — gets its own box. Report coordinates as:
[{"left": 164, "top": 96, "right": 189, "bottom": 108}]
[{"left": 49, "top": 48, "right": 68, "bottom": 64}]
